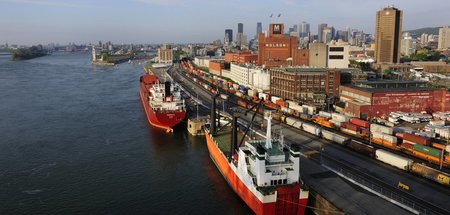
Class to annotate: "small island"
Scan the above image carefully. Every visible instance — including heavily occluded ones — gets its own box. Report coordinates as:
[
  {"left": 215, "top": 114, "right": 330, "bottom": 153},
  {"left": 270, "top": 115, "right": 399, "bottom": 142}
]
[
  {"left": 12, "top": 45, "right": 48, "bottom": 61},
  {"left": 92, "top": 46, "right": 133, "bottom": 66}
]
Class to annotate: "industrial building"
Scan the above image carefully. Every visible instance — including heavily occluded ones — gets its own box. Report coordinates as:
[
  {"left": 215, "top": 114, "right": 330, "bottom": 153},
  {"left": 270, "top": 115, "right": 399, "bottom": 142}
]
[
  {"left": 157, "top": 44, "right": 173, "bottom": 64},
  {"left": 257, "top": 23, "right": 309, "bottom": 68},
  {"left": 340, "top": 81, "right": 450, "bottom": 119},
  {"left": 224, "top": 51, "right": 258, "bottom": 64},
  {"left": 270, "top": 67, "right": 341, "bottom": 106},
  {"left": 221, "top": 63, "right": 270, "bottom": 91}
]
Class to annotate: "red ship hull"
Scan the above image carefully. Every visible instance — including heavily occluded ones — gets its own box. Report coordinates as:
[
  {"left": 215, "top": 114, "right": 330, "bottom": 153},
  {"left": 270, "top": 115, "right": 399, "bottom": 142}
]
[
  {"left": 205, "top": 132, "right": 308, "bottom": 215},
  {"left": 140, "top": 75, "right": 186, "bottom": 132}
]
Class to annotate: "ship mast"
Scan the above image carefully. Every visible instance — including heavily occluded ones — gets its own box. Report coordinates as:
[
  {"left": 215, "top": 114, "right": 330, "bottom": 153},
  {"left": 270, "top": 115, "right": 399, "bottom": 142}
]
[{"left": 265, "top": 111, "right": 272, "bottom": 149}]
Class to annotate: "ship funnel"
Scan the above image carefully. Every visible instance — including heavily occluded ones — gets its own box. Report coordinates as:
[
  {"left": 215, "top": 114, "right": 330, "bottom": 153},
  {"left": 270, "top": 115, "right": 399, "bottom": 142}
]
[
  {"left": 164, "top": 81, "right": 171, "bottom": 97},
  {"left": 265, "top": 111, "right": 272, "bottom": 149}
]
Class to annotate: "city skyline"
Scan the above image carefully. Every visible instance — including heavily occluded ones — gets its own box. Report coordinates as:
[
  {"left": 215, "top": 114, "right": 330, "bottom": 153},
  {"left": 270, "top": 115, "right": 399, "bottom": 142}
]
[{"left": 1, "top": 0, "right": 449, "bottom": 45}]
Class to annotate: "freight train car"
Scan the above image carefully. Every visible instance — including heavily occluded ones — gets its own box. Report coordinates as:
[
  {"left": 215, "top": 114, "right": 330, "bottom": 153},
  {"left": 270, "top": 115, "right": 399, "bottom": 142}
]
[{"left": 410, "top": 163, "right": 450, "bottom": 187}]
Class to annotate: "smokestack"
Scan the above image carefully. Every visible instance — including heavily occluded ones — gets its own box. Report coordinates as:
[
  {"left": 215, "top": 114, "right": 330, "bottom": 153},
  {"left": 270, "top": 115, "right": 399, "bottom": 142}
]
[{"left": 164, "top": 81, "right": 171, "bottom": 98}]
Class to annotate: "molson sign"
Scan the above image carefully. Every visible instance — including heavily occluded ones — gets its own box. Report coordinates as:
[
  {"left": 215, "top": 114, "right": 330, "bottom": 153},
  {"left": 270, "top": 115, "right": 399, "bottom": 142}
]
[{"left": 272, "top": 24, "right": 282, "bottom": 34}]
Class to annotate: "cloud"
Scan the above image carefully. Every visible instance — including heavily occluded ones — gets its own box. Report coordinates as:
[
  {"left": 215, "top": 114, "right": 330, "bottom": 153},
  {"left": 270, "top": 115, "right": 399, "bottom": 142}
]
[{"left": 0, "top": 0, "right": 89, "bottom": 8}]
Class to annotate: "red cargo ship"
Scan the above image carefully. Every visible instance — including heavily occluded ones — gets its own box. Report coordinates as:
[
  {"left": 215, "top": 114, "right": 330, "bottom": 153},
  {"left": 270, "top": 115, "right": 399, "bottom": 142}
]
[
  {"left": 205, "top": 111, "right": 309, "bottom": 215},
  {"left": 139, "top": 69, "right": 186, "bottom": 132}
]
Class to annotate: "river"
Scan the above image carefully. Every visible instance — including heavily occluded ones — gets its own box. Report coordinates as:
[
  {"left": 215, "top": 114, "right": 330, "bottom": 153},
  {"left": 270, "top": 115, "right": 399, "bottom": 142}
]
[{"left": 0, "top": 52, "right": 251, "bottom": 214}]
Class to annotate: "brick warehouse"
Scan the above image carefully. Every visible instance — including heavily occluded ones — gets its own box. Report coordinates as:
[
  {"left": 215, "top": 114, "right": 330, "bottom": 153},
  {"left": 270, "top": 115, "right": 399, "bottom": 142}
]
[
  {"left": 224, "top": 51, "right": 258, "bottom": 64},
  {"left": 258, "top": 23, "right": 309, "bottom": 68},
  {"left": 340, "top": 81, "right": 450, "bottom": 119},
  {"left": 270, "top": 67, "right": 341, "bottom": 106}
]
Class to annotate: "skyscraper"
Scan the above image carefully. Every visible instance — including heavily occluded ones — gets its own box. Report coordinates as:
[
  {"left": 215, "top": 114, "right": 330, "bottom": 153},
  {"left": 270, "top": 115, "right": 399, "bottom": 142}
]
[
  {"left": 318, "top": 23, "right": 327, "bottom": 43},
  {"left": 322, "top": 27, "right": 333, "bottom": 43},
  {"left": 237, "top": 23, "right": 245, "bottom": 47},
  {"left": 438, "top": 26, "right": 450, "bottom": 50},
  {"left": 224, "top": 29, "right": 233, "bottom": 44},
  {"left": 238, "top": 23, "right": 244, "bottom": 34},
  {"left": 256, "top": 22, "right": 262, "bottom": 38},
  {"left": 299, "top": 21, "right": 310, "bottom": 38},
  {"left": 375, "top": 6, "right": 403, "bottom": 63}
]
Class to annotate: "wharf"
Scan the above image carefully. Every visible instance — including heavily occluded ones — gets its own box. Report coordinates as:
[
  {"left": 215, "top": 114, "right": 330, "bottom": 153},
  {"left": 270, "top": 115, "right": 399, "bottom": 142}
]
[{"left": 170, "top": 63, "right": 450, "bottom": 215}]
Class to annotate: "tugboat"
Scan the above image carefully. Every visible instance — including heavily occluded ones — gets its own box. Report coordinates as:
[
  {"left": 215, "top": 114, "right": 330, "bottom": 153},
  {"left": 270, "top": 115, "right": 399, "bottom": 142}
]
[{"left": 205, "top": 95, "right": 309, "bottom": 214}]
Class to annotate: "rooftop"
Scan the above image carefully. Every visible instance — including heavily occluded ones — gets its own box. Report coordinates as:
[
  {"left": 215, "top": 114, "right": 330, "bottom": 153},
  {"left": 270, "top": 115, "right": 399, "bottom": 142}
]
[{"left": 343, "top": 81, "right": 439, "bottom": 93}]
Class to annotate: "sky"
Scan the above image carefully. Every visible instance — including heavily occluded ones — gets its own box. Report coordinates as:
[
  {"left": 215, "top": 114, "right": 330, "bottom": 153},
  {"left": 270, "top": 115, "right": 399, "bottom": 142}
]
[{"left": 0, "top": 0, "right": 449, "bottom": 45}]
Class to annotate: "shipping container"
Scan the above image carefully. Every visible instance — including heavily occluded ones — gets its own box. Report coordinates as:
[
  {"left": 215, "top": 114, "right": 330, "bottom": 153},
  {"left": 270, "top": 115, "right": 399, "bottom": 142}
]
[
  {"left": 235, "top": 92, "right": 243, "bottom": 97},
  {"left": 284, "top": 116, "right": 302, "bottom": 129},
  {"left": 329, "top": 119, "right": 341, "bottom": 127},
  {"left": 430, "top": 120, "right": 446, "bottom": 126},
  {"left": 370, "top": 124, "right": 393, "bottom": 135},
  {"left": 341, "top": 122, "right": 359, "bottom": 132},
  {"left": 281, "top": 107, "right": 293, "bottom": 115},
  {"left": 347, "top": 140, "right": 376, "bottom": 157},
  {"left": 321, "top": 130, "right": 349, "bottom": 145},
  {"left": 271, "top": 96, "right": 281, "bottom": 104},
  {"left": 403, "top": 133, "right": 430, "bottom": 145},
  {"left": 302, "top": 105, "right": 317, "bottom": 115},
  {"left": 341, "top": 128, "right": 357, "bottom": 135},
  {"left": 375, "top": 149, "right": 413, "bottom": 171},
  {"left": 289, "top": 104, "right": 304, "bottom": 113},
  {"left": 258, "top": 92, "right": 269, "bottom": 101},
  {"left": 410, "top": 163, "right": 450, "bottom": 187},
  {"left": 247, "top": 89, "right": 258, "bottom": 97},
  {"left": 350, "top": 118, "right": 370, "bottom": 128},
  {"left": 276, "top": 100, "right": 287, "bottom": 108},
  {"left": 303, "top": 123, "right": 321, "bottom": 136},
  {"left": 413, "top": 144, "right": 442, "bottom": 158},
  {"left": 401, "top": 142, "right": 414, "bottom": 151},
  {"left": 300, "top": 113, "right": 312, "bottom": 120},
  {"left": 286, "top": 100, "right": 299, "bottom": 108},
  {"left": 331, "top": 113, "right": 350, "bottom": 123},
  {"left": 318, "top": 111, "right": 332, "bottom": 119},
  {"left": 220, "top": 94, "right": 228, "bottom": 100}
]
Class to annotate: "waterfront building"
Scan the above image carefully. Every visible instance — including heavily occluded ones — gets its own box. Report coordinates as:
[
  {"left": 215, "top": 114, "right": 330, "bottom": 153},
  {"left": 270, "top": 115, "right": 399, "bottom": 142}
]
[
  {"left": 270, "top": 67, "right": 341, "bottom": 106},
  {"left": 309, "top": 43, "right": 327, "bottom": 67},
  {"left": 438, "top": 26, "right": 450, "bottom": 50},
  {"left": 158, "top": 44, "right": 173, "bottom": 64},
  {"left": 257, "top": 23, "right": 309, "bottom": 68},
  {"left": 340, "top": 81, "right": 450, "bottom": 118},
  {"left": 221, "top": 63, "right": 270, "bottom": 91},
  {"left": 375, "top": 6, "right": 403, "bottom": 63},
  {"left": 327, "top": 40, "right": 350, "bottom": 69}
]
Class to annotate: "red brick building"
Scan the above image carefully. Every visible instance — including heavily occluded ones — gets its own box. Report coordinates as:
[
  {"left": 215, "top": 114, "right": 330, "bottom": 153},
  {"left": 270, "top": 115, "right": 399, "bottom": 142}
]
[
  {"left": 340, "top": 81, "right": 450, "bottom": 118},
  {"left": 270, "top": 67, "right": 341, "bottom": 106},
  {"left": 258, "top": 23, "right": 309, "bottom": 68},
  {"left": 209, "top": 61, "right": 225, "bottom": 76},
  {"left": 224, "top": 51, "right": 258, "bottom": 64}
]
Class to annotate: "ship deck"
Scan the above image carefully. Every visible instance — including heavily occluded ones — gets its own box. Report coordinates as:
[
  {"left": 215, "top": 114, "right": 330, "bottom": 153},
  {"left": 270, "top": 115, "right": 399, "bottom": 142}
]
[{"left": 212, "top": 126, "right": 250, "bottom": 157}]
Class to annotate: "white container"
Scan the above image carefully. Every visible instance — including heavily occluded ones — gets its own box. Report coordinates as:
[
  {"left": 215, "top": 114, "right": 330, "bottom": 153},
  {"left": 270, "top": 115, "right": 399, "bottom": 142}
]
[
  {"left": 281, "top": 107, "right": 293, "bottom": 115},
  {"left": 430, "top": 120, "right": 446, "bottom": 126},
  {"left": 258, "top": 92, "right": 268, "bottom": 101},
  {"left": 375, "top": 149, "right": 413, "bottom": 171},
  {"left": 289, "top": 104, "right": 303, "bottom": 113},
  {"left": 303, "top": 123, "right": 321, "bottom": 136},
  {"left": 271, "top": 96, "right": 281, "bottom": 104},
  {"left": 302, "top": 105, "right": 316, "bottom": 115},
  {"left": 285, "top": 117, "right": 302, "bottom": 129},
  {"left": 319, "top": 111, "right": 332, "bottom": 119},
  {"left": 446, "top": 145, "right": 450, "bottom": 153},
  {"left": 233, "top": 83, "right": 239, "bottom": 89},
  {"left": 248, "top": 89, "right": 258, "bottom": 97},
  {"left": 235, "top": 92, "right": 243, "bottom": 97},
  {"left": 331, "top": 113, "right": 350, "bottom": 123},
  {"left": 322, "top": 130, "right": 348, "bottom": 145},
  {"left": 341, "top": 128, "right": 357, "bottom": 135},
  {"left": 370, "top": 124, "right": 393, "bottom": 135},
  {"left": 286, "top": 100, "right": 298, "bottom": 108},
  {"left": 330, "top": 119, "right": 341, "bottom": 127}
]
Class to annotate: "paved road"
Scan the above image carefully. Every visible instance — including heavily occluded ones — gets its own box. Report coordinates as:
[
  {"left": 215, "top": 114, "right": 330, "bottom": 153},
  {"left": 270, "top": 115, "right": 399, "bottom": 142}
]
[{"left": 171, "top": 64, "right": 450, "bottom": 215}]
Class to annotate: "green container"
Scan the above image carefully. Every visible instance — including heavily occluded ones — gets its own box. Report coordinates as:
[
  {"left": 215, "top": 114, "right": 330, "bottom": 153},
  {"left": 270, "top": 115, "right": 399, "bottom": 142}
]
[{"left": 413, "top": 144, "right": 442, "bottom": 158}]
